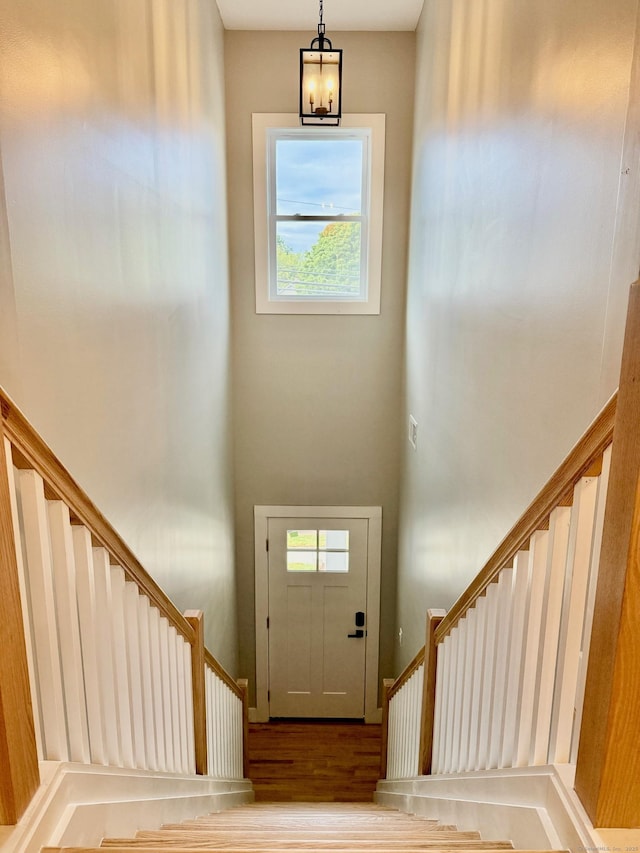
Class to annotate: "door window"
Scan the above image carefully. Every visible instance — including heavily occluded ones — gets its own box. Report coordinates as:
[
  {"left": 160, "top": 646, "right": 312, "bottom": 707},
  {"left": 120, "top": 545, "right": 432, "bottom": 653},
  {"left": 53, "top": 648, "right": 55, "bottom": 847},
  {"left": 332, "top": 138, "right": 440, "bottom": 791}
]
[{"left": 287, "top": 528, "right": 349, "bottom": 572}]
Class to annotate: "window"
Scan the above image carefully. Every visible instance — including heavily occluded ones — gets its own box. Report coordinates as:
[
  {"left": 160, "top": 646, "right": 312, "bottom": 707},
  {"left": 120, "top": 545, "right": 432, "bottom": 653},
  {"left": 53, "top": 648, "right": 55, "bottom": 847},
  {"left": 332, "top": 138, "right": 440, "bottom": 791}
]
[
  {"left": 286, "top": 529, "right": 350, "bottom": 573},
  {"left": 252, "top": 114, "right": 385, "bottom": 315}
]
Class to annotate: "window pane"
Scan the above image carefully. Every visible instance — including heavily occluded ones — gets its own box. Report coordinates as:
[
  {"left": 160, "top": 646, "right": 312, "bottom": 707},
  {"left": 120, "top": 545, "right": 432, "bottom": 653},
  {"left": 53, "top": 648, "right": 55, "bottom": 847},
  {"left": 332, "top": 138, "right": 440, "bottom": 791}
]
[
  {"left": 276, "top": 221, "right": 362, "bottom": 298},
  {"left": 318, "top": 551, "right": 349, "bottom": 573},
  {"left": 287, "top": 551, "right": 317, "bottom": 572},
  {"left": 287, "top": 530, "right": 317, "bottom": 549},
  {"left": 319, "top": 530, "right": 349, "bottom": 550},
  {"left": 276, "top": 139, "right": 363, "bottom": 216}
]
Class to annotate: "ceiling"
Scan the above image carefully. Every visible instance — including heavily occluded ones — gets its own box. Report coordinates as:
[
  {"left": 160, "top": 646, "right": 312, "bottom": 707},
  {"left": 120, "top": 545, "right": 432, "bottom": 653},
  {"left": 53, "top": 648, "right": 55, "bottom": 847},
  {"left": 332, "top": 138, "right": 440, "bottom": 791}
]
[{"left": 216, "top": 0, "right": 424, "bottom": 32}]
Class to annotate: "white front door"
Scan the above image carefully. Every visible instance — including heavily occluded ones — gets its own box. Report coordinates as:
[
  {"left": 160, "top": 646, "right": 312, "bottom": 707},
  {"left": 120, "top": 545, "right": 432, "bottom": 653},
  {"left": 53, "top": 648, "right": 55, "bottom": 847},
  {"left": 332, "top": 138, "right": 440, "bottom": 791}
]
[{"left": 267, "top": 517, "right": 369, "bottom": 718}]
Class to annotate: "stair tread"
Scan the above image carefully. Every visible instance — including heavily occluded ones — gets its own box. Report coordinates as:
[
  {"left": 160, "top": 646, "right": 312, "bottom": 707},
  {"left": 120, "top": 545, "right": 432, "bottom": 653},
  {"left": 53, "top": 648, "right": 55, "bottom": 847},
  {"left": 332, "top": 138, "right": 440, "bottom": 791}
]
[
  {"left": 41, "top": 845, "right": 570, "bottom": 853},
  {"left": 128, "top": 833, "right": 474, "bottom": 841}
]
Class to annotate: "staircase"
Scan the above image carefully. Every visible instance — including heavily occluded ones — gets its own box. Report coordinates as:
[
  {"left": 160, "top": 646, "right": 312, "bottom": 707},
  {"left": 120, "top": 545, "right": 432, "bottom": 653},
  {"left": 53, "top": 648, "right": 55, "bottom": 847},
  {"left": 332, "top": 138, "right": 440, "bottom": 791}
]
[{"left": 41, "top": 802, "right": 567, "bottom": 853}]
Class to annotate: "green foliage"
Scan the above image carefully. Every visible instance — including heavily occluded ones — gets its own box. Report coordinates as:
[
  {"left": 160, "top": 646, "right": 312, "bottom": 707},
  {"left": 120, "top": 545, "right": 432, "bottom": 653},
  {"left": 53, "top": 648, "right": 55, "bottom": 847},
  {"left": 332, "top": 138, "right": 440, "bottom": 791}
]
[{"left": 276, "top": 223, "right": 361, "bottom": 296}]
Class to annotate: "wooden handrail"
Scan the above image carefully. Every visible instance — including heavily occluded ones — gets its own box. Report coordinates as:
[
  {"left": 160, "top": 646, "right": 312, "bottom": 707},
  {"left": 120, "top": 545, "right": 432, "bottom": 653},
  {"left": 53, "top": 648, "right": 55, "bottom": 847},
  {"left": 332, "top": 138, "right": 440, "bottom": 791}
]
[
  {"left": 435, "top": 393, "right": 617, "bottom": 644},
  {"left": 387, "top": 646, "right": 425, "bottom": 703},
  {"left": 1, "top": 388, "right": 195, "bottom": 646},
  {"left": 204, "top": 649, "right": 244, "bottom": 700}
]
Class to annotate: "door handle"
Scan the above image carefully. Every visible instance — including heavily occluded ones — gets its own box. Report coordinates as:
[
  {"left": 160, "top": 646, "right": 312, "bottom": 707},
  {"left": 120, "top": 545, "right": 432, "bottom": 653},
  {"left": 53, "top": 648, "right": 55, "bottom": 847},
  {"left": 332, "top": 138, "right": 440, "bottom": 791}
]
[{"left": 347, "top": 629, "right": 365, "bottom": 638}]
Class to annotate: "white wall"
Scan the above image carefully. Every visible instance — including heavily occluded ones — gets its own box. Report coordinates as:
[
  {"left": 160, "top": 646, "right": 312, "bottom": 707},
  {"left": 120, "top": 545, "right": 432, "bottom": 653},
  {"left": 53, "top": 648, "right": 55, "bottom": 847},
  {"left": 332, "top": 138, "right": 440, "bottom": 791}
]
[
  {"left": 225, "top": 31, "right": 415, "bottom": 701},
  {"left": 0, "top": 0, "right": 238, "bottom": 669},
  {"left": 396, "top": 0, "right": 640, "bottom": 668}
]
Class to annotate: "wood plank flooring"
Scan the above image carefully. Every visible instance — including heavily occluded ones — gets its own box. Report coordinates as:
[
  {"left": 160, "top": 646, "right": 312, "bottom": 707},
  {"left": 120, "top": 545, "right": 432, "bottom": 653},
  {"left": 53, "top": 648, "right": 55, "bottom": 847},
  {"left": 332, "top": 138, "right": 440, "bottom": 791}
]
[{"left": 247, "top": 722, "right": 382, "bottom": 802}]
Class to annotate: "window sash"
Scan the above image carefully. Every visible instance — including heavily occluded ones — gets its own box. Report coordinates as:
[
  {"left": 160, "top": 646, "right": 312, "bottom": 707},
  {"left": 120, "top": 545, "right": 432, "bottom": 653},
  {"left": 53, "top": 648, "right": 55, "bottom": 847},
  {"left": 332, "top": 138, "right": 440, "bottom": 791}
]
[{"left": 266, "top": 128, "right": 371, "bottom": 303}]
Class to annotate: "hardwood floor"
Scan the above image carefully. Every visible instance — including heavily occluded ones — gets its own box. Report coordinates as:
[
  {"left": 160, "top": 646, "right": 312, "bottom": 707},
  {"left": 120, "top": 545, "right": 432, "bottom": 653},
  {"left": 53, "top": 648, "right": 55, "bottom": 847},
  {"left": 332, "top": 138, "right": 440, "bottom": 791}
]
[{"left": 247, "top": 721, "right": 382, "bottom": 802}]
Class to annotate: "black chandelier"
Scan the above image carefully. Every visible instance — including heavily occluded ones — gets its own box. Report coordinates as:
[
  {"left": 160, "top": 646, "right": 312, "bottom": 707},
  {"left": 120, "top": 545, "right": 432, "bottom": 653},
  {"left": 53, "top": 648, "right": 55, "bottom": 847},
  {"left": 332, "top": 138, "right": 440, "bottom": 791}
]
[{"left": 299, "top": 0, "right": 342, "bottom": 126}]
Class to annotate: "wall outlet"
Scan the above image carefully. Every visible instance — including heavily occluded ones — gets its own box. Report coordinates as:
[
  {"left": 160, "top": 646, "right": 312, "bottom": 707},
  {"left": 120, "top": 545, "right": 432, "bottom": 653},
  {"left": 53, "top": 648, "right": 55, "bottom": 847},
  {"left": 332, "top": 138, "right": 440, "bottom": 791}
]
[{"left": 409, "top": 416, "right": 418, "bottom": 450}]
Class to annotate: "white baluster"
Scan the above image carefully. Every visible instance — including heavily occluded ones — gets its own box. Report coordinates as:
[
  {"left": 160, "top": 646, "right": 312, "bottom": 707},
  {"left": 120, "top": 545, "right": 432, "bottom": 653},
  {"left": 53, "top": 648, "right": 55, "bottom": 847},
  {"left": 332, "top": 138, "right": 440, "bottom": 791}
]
[
  {"left": 16, "top": 469, "right": 69, "bottom": 760},
  {"left": 451, "top": 617, "right": 467, "bottom": 772},
  {"left": 414, "top": 666, "right": 425, "bottom": 775},
  {"left": 109, "top": 566, "right": 135, "bottom": 768},
  {"left": 500, "top": 550, "right": 531, "bottom": 768},
  {"left": 184, "top": 641, "right": 195, "bottom": 774},
  {"left": 443, "top": 628, "right": 459, "bottom": 772},
  {"left": 137, "top": 595, "right": 158, "bottom": 770},
  {"left": 432, "top": 637, "right": 448, "bottom": 773},
  {"left": 167, "top": 625, "right": 181, "bottom": 771},
  {"left": 159, "top": 616, "right": 175, "bottom": 770},
  {"left": 477, "top": 583, "right": 499, "bottom": 770},
  {"left": 468, "top": 595, "right": 487, "bottom": 771},
  {"left": 398, "top": 683, "right": 407, "bottom": 776},
  {"left": 206, "top": 669, "right": 214, "bottom": 775},
  {"left": 548, "top": 475, "right": 599, "bottom": 763},
  {"left": 175, "top": 635, "right": 188, "bottom": 773},
  {"left": 571, "top": 446, "right": 612, "bottom": 763},
  {"left": 72, "top": 527, "right": 106, "bottom": 764},
  {"left": 236, "top": 694, "right": 243, "bottom": 777},
  {"left": 515, "top": 529, "right": 549, "bottom": 766},
  {"left": 388, "top": 691, "right": 398, "bottom": 777},
  {"left": 124, "top": 582, "right": 147, "bottom": 769},
  {"left": 488, "top": 568, "right": 514, "bottom": 769},
  {"left": 92, "top": 548, "right": 122, "bottom": 765},
  {"left": 530, "top": 505, "right": 571, "bottom": 765},
  {"left": 47, "top": 501, "right": 90, "bottom": 763},
  {"left": 459, "top": 607, "right": 476, "bottom": 770},
  {"left": 149, "top": 606, "right": 167, "bottom": 771},
  {"left": 226, "top": 689, "right": 233, "bottom": 778},
  {"left": 401, "top": 680, "right": 409, "bottom": 777}
]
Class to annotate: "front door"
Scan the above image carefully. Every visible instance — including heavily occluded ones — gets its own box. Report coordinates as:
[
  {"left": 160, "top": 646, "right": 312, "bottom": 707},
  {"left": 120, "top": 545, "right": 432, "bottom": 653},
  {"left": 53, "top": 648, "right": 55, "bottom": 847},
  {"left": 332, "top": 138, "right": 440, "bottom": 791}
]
[{"left": 267, "top": 517, "right": 368, "bottom": 718}]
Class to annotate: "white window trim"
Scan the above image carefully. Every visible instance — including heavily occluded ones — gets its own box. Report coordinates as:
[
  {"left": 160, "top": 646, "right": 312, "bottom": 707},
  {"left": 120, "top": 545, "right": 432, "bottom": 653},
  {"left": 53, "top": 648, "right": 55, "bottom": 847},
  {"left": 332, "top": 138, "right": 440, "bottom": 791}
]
[
  {"left": 253, "top": 505, "right": 382, "bottom": 724},
  {"left": 252, "top": 113, "right": 385, "bottom": 315}
]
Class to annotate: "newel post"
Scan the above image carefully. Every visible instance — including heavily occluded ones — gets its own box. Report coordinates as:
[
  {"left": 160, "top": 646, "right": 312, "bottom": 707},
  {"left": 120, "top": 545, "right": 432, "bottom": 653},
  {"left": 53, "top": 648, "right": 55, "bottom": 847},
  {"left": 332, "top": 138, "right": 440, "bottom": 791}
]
[
  {"left": 237, "top": 678, "right": 250, "bottom": 779},
  {"left": 184, "top": 610, "right": 208, "bottom": 775},
  {"left": 575, "top": 280, "right": 640, "bottom": 827},
  {"left": 380, "top": 678, "right": 394, "bottom": 779},
  {"left": 419, "top": 609, "right": 446, "bottom": 775},
  {"left": 0, "top": 433, "right": 40, "bottom": 823}
]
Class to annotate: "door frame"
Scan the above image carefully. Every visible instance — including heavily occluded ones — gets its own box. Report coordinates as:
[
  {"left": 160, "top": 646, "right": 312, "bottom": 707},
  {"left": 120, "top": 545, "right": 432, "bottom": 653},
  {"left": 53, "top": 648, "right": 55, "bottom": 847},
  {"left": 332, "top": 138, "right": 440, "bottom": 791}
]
[{"left": 254, "top": 505, "right": 382, "bottom": 723}]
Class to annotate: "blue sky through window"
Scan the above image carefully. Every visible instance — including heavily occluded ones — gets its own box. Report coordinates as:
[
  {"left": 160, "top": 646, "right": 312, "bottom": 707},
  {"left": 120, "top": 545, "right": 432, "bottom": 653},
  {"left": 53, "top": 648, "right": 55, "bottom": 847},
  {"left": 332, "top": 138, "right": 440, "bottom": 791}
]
[{"left": 276, "top": 138, "right": 363, "bottom": 253}]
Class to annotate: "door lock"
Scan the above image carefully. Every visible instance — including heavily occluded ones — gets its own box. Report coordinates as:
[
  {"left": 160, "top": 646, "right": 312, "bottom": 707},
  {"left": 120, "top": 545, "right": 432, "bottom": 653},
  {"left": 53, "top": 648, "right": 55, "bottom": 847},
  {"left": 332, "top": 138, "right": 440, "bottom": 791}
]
[{"left": 348, "top": 611, "right": 366, "bottom": 638}]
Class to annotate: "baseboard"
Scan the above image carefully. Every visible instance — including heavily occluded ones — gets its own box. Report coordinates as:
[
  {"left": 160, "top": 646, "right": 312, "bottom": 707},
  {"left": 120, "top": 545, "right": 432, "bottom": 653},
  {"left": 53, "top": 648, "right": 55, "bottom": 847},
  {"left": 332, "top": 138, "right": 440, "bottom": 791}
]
[
  {"left": 375, "top": 765, "right": 604, "bottom": 852},
  {"left": 1, "top": 763, "right": 253, "bottom": 853}
]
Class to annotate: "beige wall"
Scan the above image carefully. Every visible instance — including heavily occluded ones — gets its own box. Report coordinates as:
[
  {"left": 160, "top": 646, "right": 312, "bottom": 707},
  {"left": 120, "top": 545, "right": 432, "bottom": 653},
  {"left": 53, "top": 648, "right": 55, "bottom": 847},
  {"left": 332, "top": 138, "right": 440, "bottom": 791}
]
[
  {"left": 396, "top": 0, "right": 640, "bottom": 669},
  {"left": 226, "top": 31, "right": 415, "bottom": 701},
  {"left": 0, "top": 0, "right": 238, "bottom": 669}
]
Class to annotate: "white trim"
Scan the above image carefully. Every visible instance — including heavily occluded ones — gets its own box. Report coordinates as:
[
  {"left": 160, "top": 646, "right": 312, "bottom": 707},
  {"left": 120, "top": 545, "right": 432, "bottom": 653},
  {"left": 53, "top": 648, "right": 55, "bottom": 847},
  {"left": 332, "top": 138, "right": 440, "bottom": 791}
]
[
  {"left": 375, "top": 764, "right": 640, "bottom": 853},
  {"left": 254, "top": 505, "right": 382, "bottom": 722},
  {"left": 252, "top": 114, "right": 385, "bottom": 315},
  {"left": 3, "top": 762, "right": 253, "bottom": 853}
]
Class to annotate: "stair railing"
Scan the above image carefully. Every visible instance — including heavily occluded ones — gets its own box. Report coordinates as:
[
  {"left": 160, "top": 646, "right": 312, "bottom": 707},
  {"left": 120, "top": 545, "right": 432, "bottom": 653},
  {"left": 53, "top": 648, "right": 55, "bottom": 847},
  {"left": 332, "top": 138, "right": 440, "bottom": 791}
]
[
  {"left": 383, "top": 394, "right": 614, "bottom": 778},
  {"left": 382, "top": 280, "right": 640, "bottom": 827},
  {"left": 0, "top": 389, "right": 248, "bottom": 826}
]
